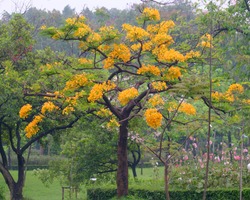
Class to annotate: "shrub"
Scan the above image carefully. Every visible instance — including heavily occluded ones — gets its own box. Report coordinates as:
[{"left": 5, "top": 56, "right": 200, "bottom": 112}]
[
  {"left": 0, "top": 186, "right": 5, "bottom": 200},
  {"left": 87, "top": 187, "right": 250, "bottom": 200}
]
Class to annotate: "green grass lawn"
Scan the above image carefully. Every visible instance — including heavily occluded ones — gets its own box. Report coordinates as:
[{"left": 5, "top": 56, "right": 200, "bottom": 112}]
[
  {"left": 0, "top": 167, "right": 164, "bottom": 200},
  {"left": 0, "top": 171, "right": 87, "bottom": 200}
]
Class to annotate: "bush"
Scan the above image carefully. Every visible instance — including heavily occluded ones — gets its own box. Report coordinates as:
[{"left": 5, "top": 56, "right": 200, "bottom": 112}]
[
  {"left": 87, "top": 187, "right": 250, "bottom": 200},
  {"left": 0, "top": 186, "right": 5, "bottom": 200}
]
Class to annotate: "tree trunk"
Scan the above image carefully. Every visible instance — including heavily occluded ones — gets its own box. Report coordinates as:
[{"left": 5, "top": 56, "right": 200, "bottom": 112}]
[
  {"left": 131, "top": 164, "right": 137, "bottom": 178},
  {"left": 10, "top": 183, "right": 24, "bottom": 200},
  {"left": 117, "top": 121, "right": 128, "bottom": 198},
  {"left": 10, "top": 155, "right": 25, "bottom": 200},
  {"left": 164, "top": 161, "right": 170, "bottom": 200},
  {"left": 228, "top": 132, "right": 233, "bottom": 162}
]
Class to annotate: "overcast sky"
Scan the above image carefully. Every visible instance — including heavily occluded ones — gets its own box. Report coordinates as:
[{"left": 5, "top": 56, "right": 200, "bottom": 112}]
[{"left": 0, "top": 0, "right": 143, "bottom": 14}]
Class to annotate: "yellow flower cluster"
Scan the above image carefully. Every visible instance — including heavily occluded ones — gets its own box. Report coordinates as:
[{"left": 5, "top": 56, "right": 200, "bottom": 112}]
[
  {"left": 96, "top": 108, "right": 112, "bottom": 117},
  {"left": 64, "top": 74, "right": 88, "bottom": 91},
  {"left": 118, "top": 87, "right": 139, "bottom": 106},
  {"left": 212, "top": 83, "right": 244, "bottom": 103},
  {"left": 179, "top": 102, "right": 196, "bottom": 115},
  {"left": 62, "top": 106, "right": 75, "bottom": 115},
  {"left": 25, "top": 115, "right": 44, "bottom": 138},
  {"left": 243, "top": 99, "right": 250, "bottom": 104},
  {"left": 65, "top": 16, "right": 86, "bottom": 26},
  {"left": 142, "top": 8, "right": 161, "bottom": 21},
  {"left": 87, "top": 32, "right": 102, "bottom": 44},
  {"left": 144, "top": 108, "right": 163, "bottom": 129},
  {"left": 152, "top": 81, "right": 168, "bottom": 91},
  {"left": 211, "top": 91, "right": 224, "bottom": 100},
  {"left": 148, "top": 94, "right": 164, "bottom": 107},
  {"left": 152, "top": 34, "right": 173, "bottom": 46},
  {"left": 88, "top": 81, "right": 116, "bottom": 102},
  {"left": 199, "top": 33, "right": 213, "bottom": 48},
  {"left": 99, "top": 26, "right": 118, "bottom": 40},
  {"left": 103, "top": 58, "right": 115, "bottom": 69},
  {"left": 65, "top": 91, "right": 85, "bottom": 106},
  {"left": 185, "top": 51, "right": 201, "bottom": 60},
  {"left": 166, "top": 66, "right": 182, "bottom": 80},
  {"left": 227, "top": 83, "right": 244, "bottom": 94},
  {"left": 156, "top": 48, "right": 185, "bottom": 62},
  {"left": 19, "top": 104, "right": 32, "bottom": 119},
  {"left": 168, "top": 102, "right": 196, "bottom": 115},
  {"left": 107, "top": 118, "right": 120, "bottom": 129},
  {"left": 109, "top": 44, "right": 131, "bottom": 62},
  {"left": 73, "top": 24, "right": 92, "bottom": 38},
  {"left": 137, "top": 65, "right": 161, "bottom": 76},
  {"left": 41, "top": 101, "right": 59, "bottom": 115},
  {"left": 147, "top": 21, "right": 175, "bottom": 35},
  {"left": 52, "top": 30, "right": 64, "bottom": 40},
  {"left": 78, "top": 58, "right": 93, "bottom": 65},
  {"left": 122, "top": 24, "right": 150, "bottom": 42}
]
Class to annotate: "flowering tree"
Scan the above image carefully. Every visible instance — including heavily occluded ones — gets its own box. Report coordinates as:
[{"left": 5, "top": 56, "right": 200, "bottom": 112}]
[{"left": 39, "top": 8, "right": 203, "bottom": 197}]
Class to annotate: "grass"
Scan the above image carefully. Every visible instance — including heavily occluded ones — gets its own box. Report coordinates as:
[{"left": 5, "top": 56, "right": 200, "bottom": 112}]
[
  {"left": 0, "top": 167, "right": 164, "bottom": 200},
  {"left": 0, "top": 171, "right": 87, "bottom": 200}
]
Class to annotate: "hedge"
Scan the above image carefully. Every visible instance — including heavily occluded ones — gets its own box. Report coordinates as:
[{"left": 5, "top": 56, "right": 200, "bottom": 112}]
[{"left": 87, "top": 187, "right": 250, "bottom": 200}]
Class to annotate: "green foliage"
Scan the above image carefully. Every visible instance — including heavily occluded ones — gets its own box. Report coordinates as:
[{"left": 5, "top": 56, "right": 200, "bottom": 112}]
[
  {"left": 0, "top": 186, "right": 5, "bottom": 200},
  {"left": 87, "top": 187, "right": 250, "bottom": 200}
]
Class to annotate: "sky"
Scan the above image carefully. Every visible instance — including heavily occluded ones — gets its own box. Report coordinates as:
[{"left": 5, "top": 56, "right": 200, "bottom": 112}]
[{"left": 0, "top": 0, "right": 143, "bottom": 14}]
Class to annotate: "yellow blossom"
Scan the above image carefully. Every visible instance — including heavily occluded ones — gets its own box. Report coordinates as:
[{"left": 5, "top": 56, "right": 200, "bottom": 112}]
[
  {"left": 118, "top": 87, "right": 139, "bottom": 106},
  {"left": 199, "top": 33, "right": 213, "bottom": 48},
  {"left": 103, "top": 57, "right": 115, "bottom": 69},
  {"left": 227, "top": 83, "right": 244, "bottom": 94},
  {"left": 107, "top": 118, "right": 120, "bottom": 129},
  {"left": 211, "top": 91, "right": 224, "bottom": 101},
  {"left": 168, "top": 102, "right": 196, "bottom": 115},
  {"left": 96, "top": 108, "right": 112, "bottom": 117},
  {"left": 185, "top": 51, "right": 201, "bottom": 60},
  {"left": 148, "top": 94, "right": 164, "bottom": 107},
  {"left": 243, "top": 99, "right": 250, "bottom": 104},
  {"left": 62, "top": 106, "right": 75, "bottom": 115},
  {"left": 179, "top": 102, "right": 196, "bottom": 115},
  {"left": 41, "top": 101, "right": 59, "bottom": 115},
  {"left": 73, "top": 24, "right": 91, "bottom": 38},
  {"left": 142, "top": 8, "right": 160, "bottom": 21},
  {"left": 137, "top": 65, "right": 161, "bottom": 76},
  {"left": 152, "top": 81, "right": 167, "bottom": 91},
  {"left": 78, "top": 58, "right": 93, "bottom": 65},
  {"left": 122, "top": 24, "right": 150, "bottom": 42},
  {"left": 109, "top": 44, "right": 131, "bottom": 62},
  {"left": 64, "top": 74, "right": 88, "bottom": 91},
  {"left": 88, "top": 81, "right": 116, "bottom": 102},
  {"left": 166, "top": 66, "right": 182, "bottom": 80},
  {"left": 25, "top": 114, "right": 44, "bottom": 138},
  {"left": 19, "top": 104, "right": 32, "bottom": 119},
  {"left": 144, "top": 108, "right": 163, "bottom": 129}
]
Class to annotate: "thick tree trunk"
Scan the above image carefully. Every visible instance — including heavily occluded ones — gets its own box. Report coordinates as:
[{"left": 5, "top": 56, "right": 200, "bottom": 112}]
[{"left": 117, "top": 121, "right": 128, "bottom": 198}]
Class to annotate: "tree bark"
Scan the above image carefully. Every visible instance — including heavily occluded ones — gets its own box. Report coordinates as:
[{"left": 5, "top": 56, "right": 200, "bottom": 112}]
[
  {"left": 164, "top": 161, "right": 170, "bottom": 200},
  {"left": 117, "top": 120, "right": 128, "bottom": 198}
]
